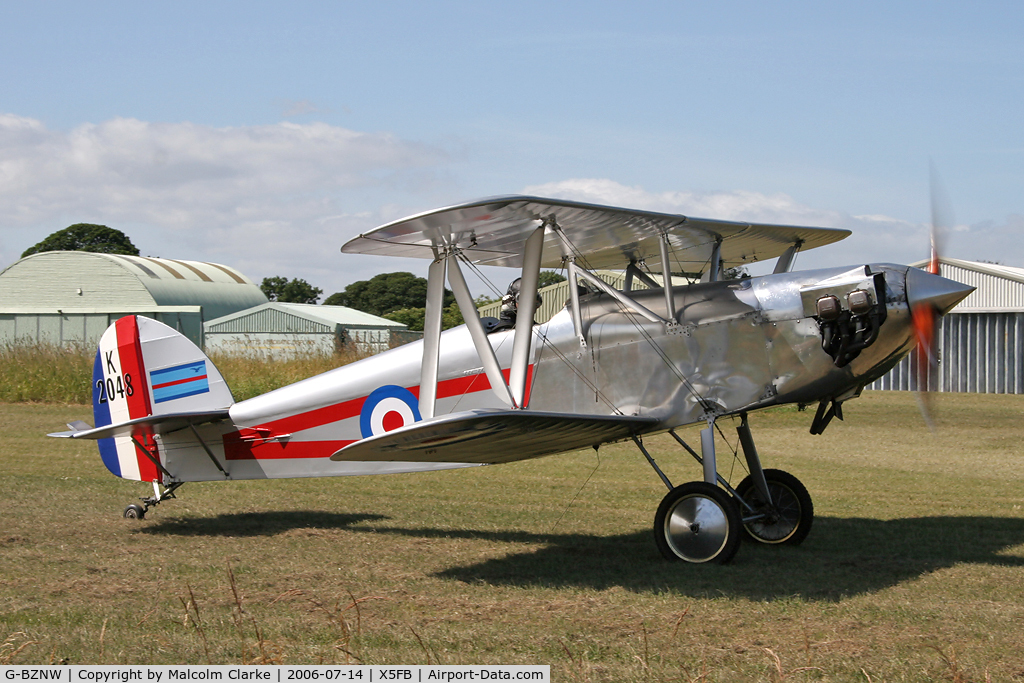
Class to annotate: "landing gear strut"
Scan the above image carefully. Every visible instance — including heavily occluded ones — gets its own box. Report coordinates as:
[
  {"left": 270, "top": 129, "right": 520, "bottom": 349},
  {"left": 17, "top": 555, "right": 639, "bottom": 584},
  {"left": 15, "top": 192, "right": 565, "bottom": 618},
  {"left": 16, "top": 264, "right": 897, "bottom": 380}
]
[
  {"left": 636, "top": 413, "right": 814, "bottom": 564},
  {"left": 122, "top": 481, "right": 183, "bottom": 520}
]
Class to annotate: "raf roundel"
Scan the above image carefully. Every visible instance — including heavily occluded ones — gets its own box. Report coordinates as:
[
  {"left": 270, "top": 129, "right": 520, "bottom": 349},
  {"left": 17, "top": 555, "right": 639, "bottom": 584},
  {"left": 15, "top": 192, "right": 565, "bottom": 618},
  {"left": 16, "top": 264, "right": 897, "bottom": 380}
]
[{"left": 359, "top": 385, "right": 422, "bottom": 439}]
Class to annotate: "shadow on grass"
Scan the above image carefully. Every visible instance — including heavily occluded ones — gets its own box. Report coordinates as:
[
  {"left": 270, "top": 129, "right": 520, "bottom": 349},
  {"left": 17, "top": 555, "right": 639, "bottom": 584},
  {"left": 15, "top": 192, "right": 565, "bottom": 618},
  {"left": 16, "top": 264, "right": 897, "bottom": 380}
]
[
  {"left": 138, "top": 511, "right": 387, "bottom": 537},
  {"left": 350, "top": 515, "right": 1024, "bottom": 601}
]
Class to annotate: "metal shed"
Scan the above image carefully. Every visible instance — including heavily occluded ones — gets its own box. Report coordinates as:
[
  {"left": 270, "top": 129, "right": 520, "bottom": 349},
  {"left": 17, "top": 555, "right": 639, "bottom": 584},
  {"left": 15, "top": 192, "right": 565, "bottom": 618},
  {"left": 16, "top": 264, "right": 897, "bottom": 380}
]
[
  {"left": 203, "top": 302, "right": 420, "bottom": 358},
  {"left": 0, "top": 251, "right": 268, "bottom": 347},
  {"left": 870, "top": 257, "right": 1024, "bottom": 394}
]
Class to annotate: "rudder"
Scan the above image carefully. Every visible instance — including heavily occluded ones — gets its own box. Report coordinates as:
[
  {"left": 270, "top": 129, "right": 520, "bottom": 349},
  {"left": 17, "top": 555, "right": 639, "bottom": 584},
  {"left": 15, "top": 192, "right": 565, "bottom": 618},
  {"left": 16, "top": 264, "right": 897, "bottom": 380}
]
[{"left": 93, "top": 316, "right": 233, "bottom": 481}]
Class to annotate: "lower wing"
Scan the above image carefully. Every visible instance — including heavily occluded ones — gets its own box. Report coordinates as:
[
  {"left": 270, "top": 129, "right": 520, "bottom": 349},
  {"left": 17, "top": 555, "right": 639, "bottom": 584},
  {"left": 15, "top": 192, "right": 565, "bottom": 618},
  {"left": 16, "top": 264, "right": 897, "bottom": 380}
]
[{"left": 331, "top": 409, "right": 660, "bottom": 464}]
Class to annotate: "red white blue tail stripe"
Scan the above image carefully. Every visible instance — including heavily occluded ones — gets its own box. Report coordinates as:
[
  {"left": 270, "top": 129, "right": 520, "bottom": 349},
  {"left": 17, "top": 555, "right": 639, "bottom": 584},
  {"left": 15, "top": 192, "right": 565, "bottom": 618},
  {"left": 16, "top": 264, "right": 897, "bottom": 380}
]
[
  {"left": 93, "top": 316, "right": 160, "bottom": 482},
  {"left": 90, "top": 316, "right": 234, "bottom": 481}
]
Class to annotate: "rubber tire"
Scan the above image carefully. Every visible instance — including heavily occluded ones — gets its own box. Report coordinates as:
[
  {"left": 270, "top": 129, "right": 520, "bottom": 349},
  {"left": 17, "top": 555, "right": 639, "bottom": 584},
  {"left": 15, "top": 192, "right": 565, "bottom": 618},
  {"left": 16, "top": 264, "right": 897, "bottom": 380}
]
[
  {"left": 654, "top": 481, "right": 742, "bottom": 564},
  {"left": 123, "top": 504, "right": 146, "bottom": 520},
  {"left": 734, "top": 469, "right": 813, "bottom": 545}
]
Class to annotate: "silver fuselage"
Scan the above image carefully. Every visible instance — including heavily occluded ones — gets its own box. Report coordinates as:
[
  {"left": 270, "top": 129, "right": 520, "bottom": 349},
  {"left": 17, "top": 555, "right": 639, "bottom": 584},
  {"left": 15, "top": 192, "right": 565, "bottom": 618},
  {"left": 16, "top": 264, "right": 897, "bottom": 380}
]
[{"left": 188, "top": 263, "right": 917, "bottom": 481}]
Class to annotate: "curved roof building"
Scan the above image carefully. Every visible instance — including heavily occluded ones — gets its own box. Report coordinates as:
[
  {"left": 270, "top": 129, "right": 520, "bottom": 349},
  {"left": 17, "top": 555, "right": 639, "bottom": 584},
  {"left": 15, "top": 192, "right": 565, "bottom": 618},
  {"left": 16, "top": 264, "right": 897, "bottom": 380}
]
[{"left": 0, "top": 251, "right": 268, "bottom": 346}]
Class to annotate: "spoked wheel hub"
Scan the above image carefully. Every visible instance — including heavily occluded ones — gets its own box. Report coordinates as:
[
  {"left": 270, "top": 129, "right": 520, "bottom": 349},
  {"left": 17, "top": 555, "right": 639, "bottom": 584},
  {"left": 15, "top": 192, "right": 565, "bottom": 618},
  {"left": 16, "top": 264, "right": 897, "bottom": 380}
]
[
  {"left": 734, "top": 469, "right": 814, "bottom": 545},
  {"left": 654, "top": 481, "right": 741, "bottom": 564}
]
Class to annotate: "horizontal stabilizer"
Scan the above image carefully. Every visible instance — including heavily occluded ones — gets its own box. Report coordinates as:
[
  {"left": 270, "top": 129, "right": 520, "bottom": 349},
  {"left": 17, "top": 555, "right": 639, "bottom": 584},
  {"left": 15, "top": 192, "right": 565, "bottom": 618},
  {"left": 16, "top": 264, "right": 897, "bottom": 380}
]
[
  {"left": 331, "top": 409, "right": 660, "bottom": 464},
  {"left": 48, "top": 410, "right": 230, "bottom": 440}
]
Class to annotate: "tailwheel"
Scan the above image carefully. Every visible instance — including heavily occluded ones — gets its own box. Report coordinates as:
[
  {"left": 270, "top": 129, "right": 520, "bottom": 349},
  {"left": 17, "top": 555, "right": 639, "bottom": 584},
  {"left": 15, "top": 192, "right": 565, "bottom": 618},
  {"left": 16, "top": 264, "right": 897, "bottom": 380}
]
[
  {"left": 654, "top": 481, "right": 741, "bottom": 564},
  {"left": 734, "top": 469, "right": 813, "bottom": 545},
  {"left": 123, "top": 503, "right": 146, "bottom": 520}
]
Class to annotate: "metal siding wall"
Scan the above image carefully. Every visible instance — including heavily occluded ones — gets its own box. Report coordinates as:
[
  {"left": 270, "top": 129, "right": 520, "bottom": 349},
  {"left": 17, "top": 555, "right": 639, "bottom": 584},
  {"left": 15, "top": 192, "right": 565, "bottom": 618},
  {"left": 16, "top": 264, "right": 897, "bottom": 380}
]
[
  {"left": 85, "top": 316, "right": 110, "bottom": 342},
  {"left": 204, "top": 331, "right": 337, "bottom": 358},
  {"left": 61, "top": 314, "right": 87, "bottom": 344},
  {"left": 478, "top": 272, "right": 630, "bottom": 323},
  {"left": 870, "top": 312, "right": 1024, "bottom": 394},
  {"left": 348, "top": 328, "right": 392, "bottom": 354},
  {"left": 153, "top": 311, "right": 205, "bottom": 348},
  {"left": 940, "top": 264, "right": 1024, "bottom": 310},
  {"left": 37, "top": 316, "right": 61, "bottom": 344},
  {"left": 0, "top": 311, "right": 204, "bottom": 348},
  {"left": 0, "top": 314, "right": 14, "bottom": 340},
  {"left": 207, "top": 308, "right": 331, "bottom": 334},
  {"left": 1017, "top": 316, "right": 1024, "bottom": 393}
]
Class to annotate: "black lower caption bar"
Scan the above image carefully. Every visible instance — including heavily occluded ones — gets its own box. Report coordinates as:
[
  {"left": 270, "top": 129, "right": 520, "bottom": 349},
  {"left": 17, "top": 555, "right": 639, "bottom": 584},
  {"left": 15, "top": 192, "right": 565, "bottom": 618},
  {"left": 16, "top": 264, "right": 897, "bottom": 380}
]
[{"left": 0, "top": 667, "right": 550, "bottom": 683}]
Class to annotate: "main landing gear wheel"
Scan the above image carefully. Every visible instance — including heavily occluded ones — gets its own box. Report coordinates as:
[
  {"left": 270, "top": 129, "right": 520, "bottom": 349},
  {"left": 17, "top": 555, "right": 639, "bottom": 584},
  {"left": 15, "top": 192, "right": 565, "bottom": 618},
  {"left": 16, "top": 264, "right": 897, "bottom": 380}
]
[
  {"left": 734, "top": 469, "right": 813, "bottom": 545},
  {"left": 654, "top": 481, "right": 741, "bottom": 564},
  {"left": 123, "top": 503, "right": 146, "bottom": 520}
]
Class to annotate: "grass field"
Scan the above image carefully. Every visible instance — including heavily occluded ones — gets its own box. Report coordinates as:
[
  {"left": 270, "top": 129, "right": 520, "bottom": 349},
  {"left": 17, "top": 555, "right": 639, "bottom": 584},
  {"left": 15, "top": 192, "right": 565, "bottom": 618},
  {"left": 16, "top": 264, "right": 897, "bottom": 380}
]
[{"left": 2, "top": 392, "right": 1024, "bottom": 680}]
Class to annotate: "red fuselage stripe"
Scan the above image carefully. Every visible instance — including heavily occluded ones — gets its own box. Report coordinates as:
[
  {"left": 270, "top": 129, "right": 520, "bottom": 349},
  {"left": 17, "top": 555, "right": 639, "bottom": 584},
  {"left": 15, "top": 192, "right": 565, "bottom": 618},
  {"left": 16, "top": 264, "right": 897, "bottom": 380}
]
[
  {"left": 222, "top": 365, "right": 533, "bottom": 461},
  {"left": 224, "top": 439, "right": 356, "bottom": 461}
]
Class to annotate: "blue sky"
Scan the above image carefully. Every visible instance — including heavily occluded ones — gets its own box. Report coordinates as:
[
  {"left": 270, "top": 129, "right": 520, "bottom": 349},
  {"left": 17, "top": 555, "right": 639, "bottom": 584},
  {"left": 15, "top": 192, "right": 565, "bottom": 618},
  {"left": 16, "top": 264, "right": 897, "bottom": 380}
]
[{"left": 2, "top": 1, "right": 1022, "bottom": 297}]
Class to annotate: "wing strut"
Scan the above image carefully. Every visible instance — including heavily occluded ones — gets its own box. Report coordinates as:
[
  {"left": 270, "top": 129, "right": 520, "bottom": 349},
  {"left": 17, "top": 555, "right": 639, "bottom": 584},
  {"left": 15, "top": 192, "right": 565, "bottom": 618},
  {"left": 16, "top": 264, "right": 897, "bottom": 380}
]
[
  {"left": 707, "top": 238, "right": 723, "bottom": 282},
  {"left": 575, "top": 266, "right": 669, "bottom": 325},
  {"left": 448, "top": 251, "right": 517, "bottom": 408},
  {"left": 509, "top": 225, "right": 544, "bottom": 407},
  {"left": 566, "top": 259, "right": 587, "bottom": 347},
  {"left": 658, "top": 232, "right": 677, "bottom": 319},
  {"left": 625, "top": 261, "right": 660, "bottom": 291},
  {"left": 773, "top": 239, "right": 803, "bottom": 274},
  {"left": 419, "top": 256, "right": 447, "bottom": 419}
]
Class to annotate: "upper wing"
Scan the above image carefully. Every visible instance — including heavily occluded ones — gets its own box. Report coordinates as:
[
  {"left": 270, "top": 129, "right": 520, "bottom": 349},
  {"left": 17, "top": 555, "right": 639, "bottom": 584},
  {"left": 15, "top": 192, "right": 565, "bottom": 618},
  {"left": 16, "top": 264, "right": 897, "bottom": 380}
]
[
  {"left": 342, "top": 195, "right": 850, "bottom": 272},
  {"left": 330, "top": 409, "right": 660, "bottom": 464}
]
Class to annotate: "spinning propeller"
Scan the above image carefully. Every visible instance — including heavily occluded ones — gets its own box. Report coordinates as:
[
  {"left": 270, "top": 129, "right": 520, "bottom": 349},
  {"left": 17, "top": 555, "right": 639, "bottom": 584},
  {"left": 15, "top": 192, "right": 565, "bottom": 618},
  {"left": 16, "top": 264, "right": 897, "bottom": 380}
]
[{"left": 910, "top": 165, "right": 953, "bottom": 429}]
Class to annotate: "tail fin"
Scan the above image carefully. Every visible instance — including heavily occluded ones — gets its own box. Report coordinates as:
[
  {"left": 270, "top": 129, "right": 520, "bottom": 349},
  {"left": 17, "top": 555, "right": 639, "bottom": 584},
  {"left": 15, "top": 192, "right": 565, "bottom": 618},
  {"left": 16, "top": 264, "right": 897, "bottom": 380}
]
[{"left": 90, "top": 316, "right": 233, "bottom": 481}]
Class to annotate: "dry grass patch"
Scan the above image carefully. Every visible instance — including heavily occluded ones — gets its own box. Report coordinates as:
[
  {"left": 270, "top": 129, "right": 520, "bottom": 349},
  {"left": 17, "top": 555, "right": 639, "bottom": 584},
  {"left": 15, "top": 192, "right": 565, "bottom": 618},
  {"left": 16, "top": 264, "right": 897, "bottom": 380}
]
[
  {"left": 0, "top": 343, "right": 368, "bottom": 404},
  {"left": 2, "top": 394, "right": 1024, "bottom": 679}
]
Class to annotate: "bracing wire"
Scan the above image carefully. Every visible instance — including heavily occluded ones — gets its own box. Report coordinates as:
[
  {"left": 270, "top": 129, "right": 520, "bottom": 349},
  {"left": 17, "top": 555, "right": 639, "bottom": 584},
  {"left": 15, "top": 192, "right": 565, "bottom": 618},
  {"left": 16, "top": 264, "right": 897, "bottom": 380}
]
[
  {"left": 713, "top": 417, "right": 748, "bottom": 484},
  {"left": 455, "top": 251, "right": 506, "bottom": 300},
  {"left": 534, "top": 328, "right": 623, "bottom": 415},
  {"left": 449, "top": 243, "right": 624, "bottom": 414},
  {"left": 554, "top": 226, "right": 720, "bottom": 415},
  {"left": 550, "top": 446, "right": 602, "bottom": 532}
]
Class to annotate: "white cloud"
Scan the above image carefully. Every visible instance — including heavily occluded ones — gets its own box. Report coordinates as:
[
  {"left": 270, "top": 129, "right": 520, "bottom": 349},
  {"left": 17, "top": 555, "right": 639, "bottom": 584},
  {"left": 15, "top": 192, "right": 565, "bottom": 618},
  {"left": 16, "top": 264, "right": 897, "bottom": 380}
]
[
  {"left": 4, "top": 119, "right": 1017, "bottom": 302},
  {"left": 0, "top": 114, "right": 450, "bottom": 294}
]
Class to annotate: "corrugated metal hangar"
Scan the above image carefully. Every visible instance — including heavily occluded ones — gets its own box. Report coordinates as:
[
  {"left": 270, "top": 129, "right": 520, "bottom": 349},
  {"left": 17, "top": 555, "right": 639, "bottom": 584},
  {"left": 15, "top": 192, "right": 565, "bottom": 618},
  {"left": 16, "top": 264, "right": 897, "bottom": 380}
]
[
  {"left": 204, "top": 302, "right": 419, "bottom": 358},
  {"left": 870, "top": 257, "right": 1024, "bottom": 394},
  {"left": 0, "top": 251, "right": 268, "bottom": 347}
]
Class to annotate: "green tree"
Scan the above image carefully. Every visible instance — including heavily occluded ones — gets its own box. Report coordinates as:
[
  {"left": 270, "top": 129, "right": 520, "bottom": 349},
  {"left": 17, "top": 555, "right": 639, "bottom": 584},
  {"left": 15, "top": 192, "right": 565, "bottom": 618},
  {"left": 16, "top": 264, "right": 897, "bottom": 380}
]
[
  {"left": 260, "top": 276, "right": 323, "bottom": 304},
  {"left": 538, "top": 270, "right": 567, "bottom": 288},
  {"left": 442, "top": 302, "right": 464, "bottom": 329},
  {"left": 383, "top": 303, "right": 464, "bottom": 331},
  {"left": 325, "top": 272, "right": 454, "bottom": 316},
  {"left": 382, "top": 307, "right": 426, "bottom": 331},
  {"left": 22, "top": 224, "right": 140, "bottom": 258}
]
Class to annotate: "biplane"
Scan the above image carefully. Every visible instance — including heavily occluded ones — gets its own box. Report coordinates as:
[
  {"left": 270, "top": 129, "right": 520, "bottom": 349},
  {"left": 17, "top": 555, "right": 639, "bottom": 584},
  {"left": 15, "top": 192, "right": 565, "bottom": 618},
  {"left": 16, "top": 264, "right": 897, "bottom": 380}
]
[{"left": 51, "top": 195, "right": 973, "bottom": 564}]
